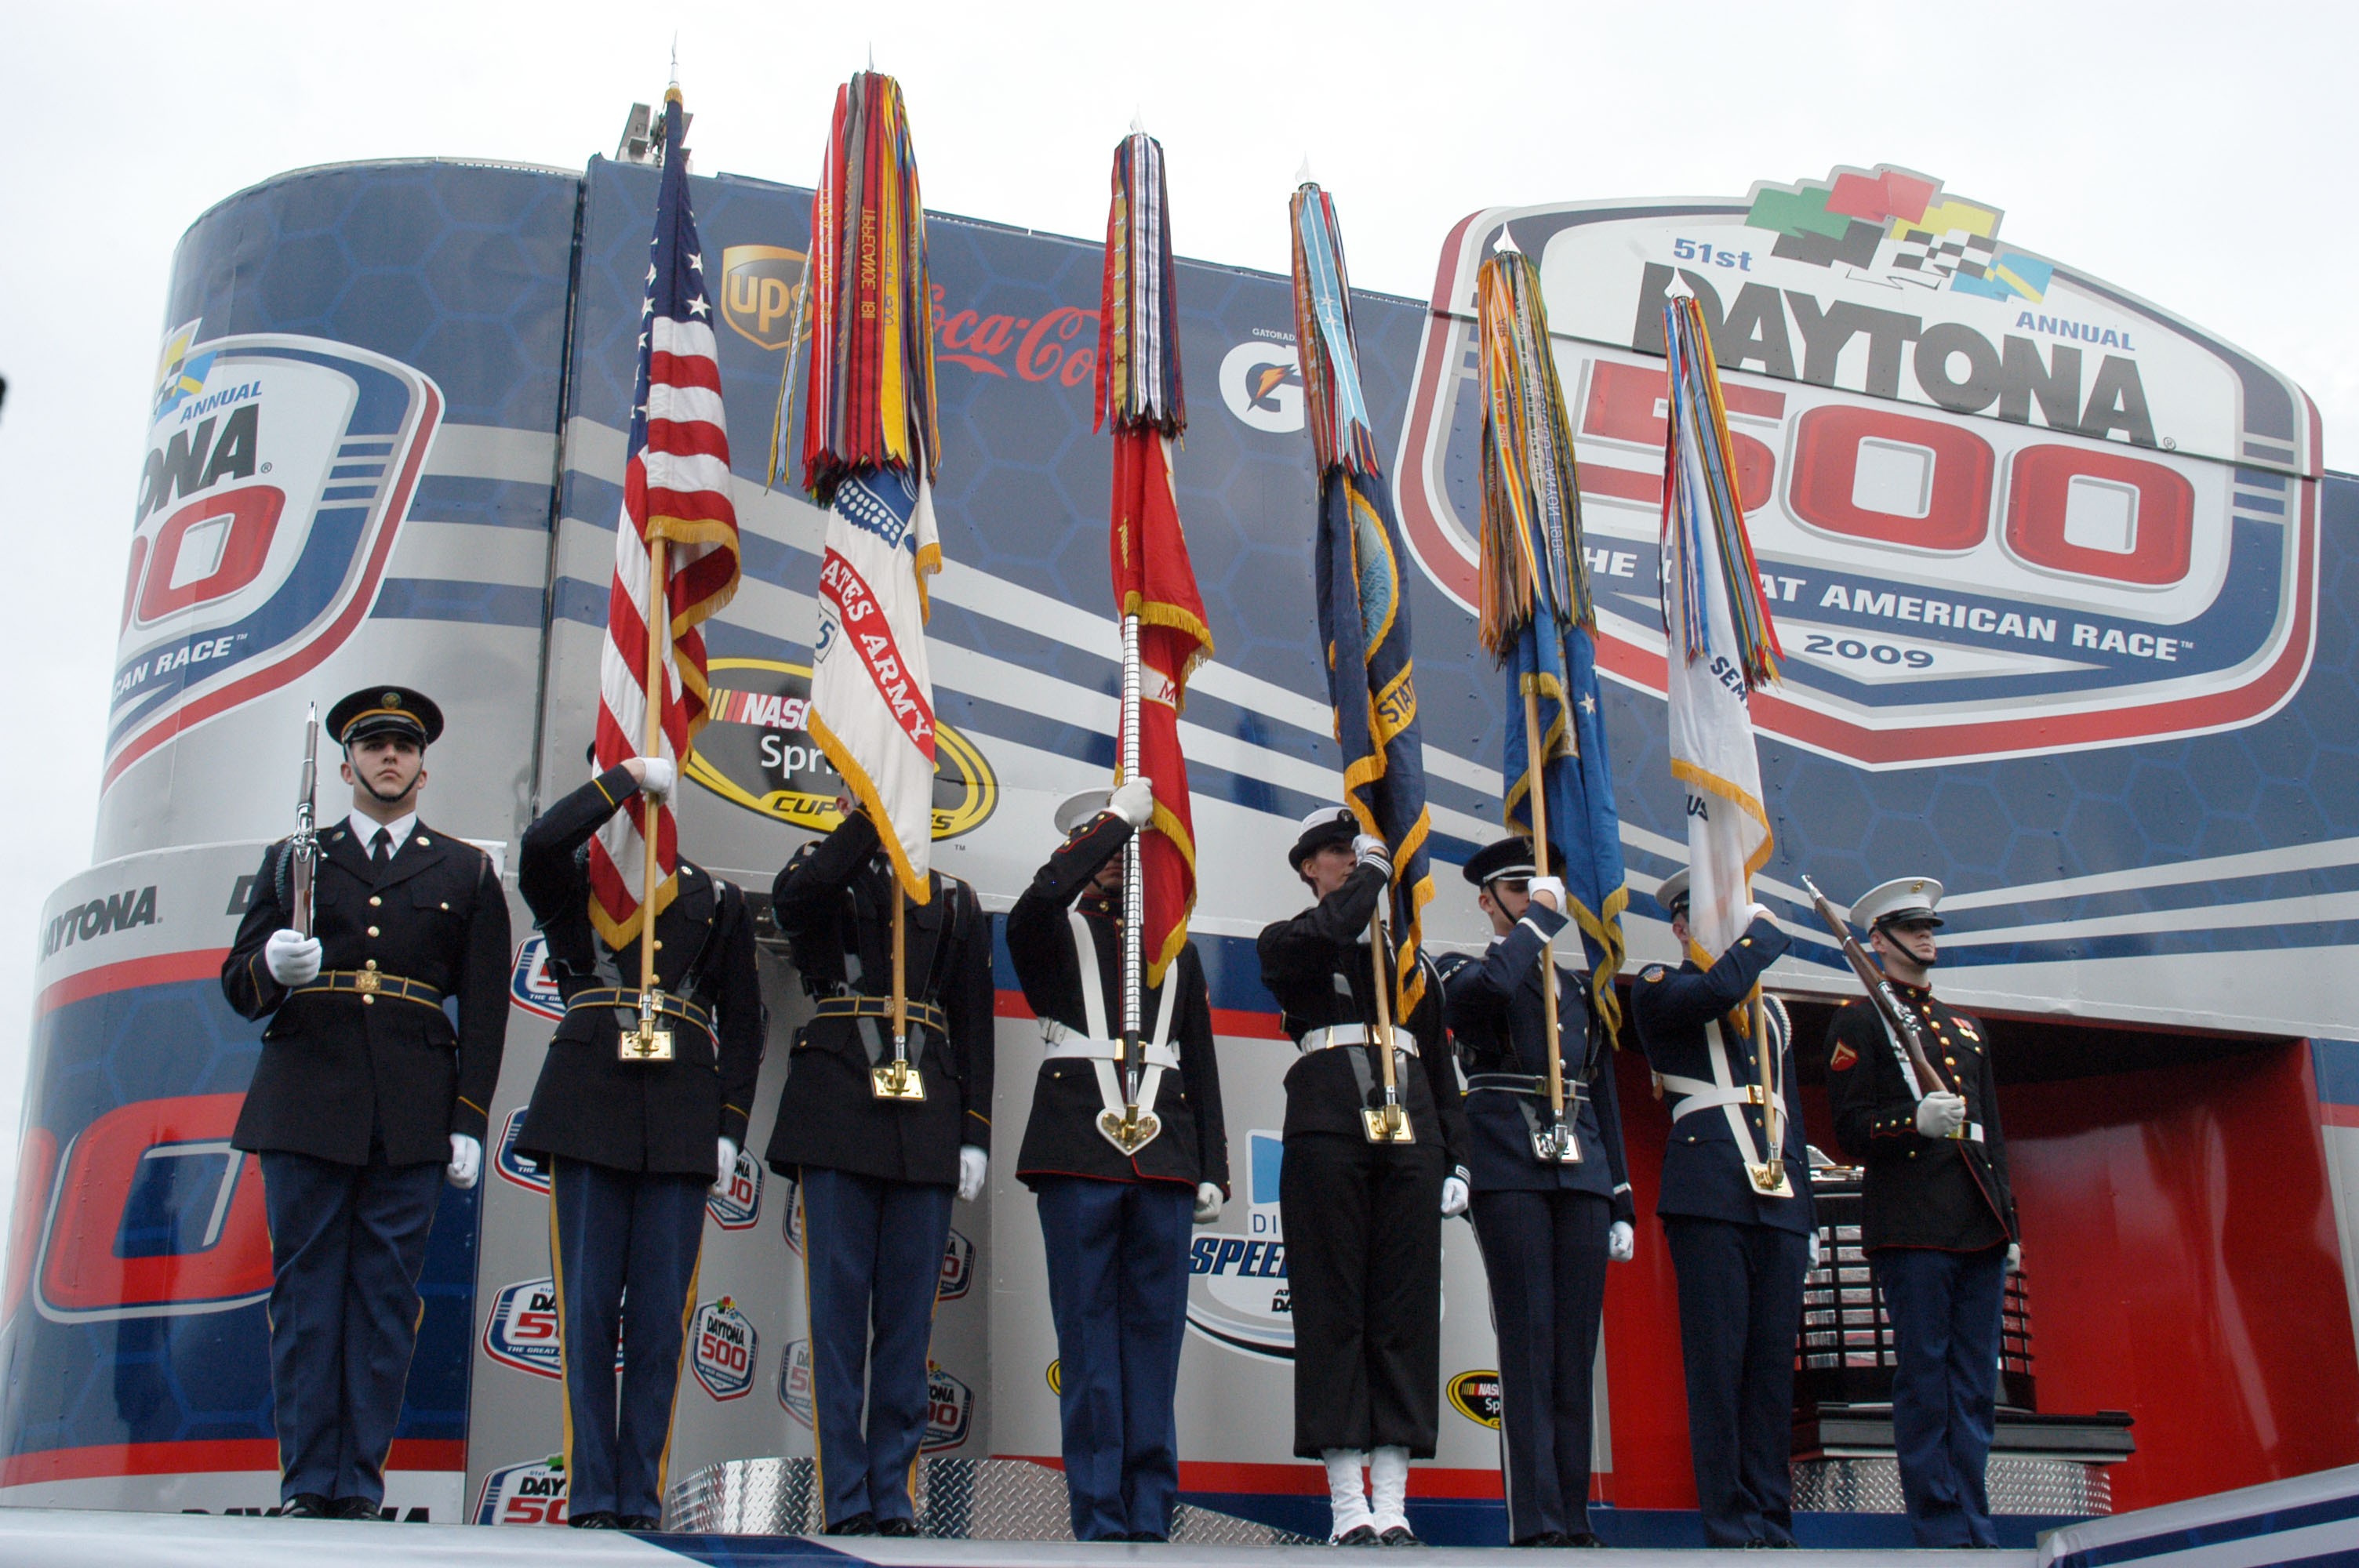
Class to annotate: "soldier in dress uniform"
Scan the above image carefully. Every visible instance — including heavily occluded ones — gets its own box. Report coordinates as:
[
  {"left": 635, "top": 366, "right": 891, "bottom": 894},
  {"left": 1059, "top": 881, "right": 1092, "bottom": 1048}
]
[
  {"left": 1256, "top": 807, "right": 1470, "bottom": 1547},
  {"left": 513, "top": 752, "right": 764, "bottom": 1531},
  {"left": 1438, "top": 838, "right": 1636, "bottom": 1549},
  {"left": 1006, "top": 780, "right": 1230, "bottom": 1542},
  {"left": 224, "top": 686, "right": 510, "bottom": 1521},
  {"left": 1630, "top": 869, "right": 1815, "bottom": 1549},
  {"left": 1823, "top": 877, "right": 2019, "bottom": 1550},
  {"left": 767, "top": 803, "right": 996, "bottom": 1537}
]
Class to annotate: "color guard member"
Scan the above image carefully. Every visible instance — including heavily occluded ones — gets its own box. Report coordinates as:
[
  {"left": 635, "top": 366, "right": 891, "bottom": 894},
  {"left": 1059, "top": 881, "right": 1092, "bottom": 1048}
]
[
  {"left": 1823, "top": 877, "right": 2019, "bottom": 1550},
  {"left": 514, "top": 753, "right": 764, "bottom": 1531},
  {"left": 224, "top": 686, "right": 509, "bottom": 1521},
  {"left": 767, "top": 805, "right": 995, "bottom": 1537},
  {"left": 1630, "top": 869, "right": 1814, "bottom": 1549},
  {"left": 1006, "top": 780, "right": 1230, "bottom": 1542},
  {"left": 1256, "top": 808, "right": 1470, "bottom": 1547},
  {"left": 1439, "top": 838, "right": 1635, "bottom": 1548}
]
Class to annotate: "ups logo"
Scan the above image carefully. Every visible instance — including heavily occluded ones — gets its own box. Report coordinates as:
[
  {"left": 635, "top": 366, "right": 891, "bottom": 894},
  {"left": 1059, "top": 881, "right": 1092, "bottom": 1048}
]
[{"left": 721, "top": 245, "right": 805, "bottom": 351}]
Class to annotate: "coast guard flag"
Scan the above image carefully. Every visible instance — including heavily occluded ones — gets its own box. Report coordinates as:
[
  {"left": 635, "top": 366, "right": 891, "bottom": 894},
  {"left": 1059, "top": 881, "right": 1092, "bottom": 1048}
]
[
  {"left": 794, "top": 71, "right": 945, "bottom": 902},
  {"left": 1659, "top": 292, "right": 1782, "bottom": 962},
  {"left": 589, "top": 87, "right": 742, "bottom": 951}
]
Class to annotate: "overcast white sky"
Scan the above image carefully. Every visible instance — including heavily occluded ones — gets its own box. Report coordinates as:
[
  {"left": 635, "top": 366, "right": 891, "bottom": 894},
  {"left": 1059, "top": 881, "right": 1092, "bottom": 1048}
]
[{"left": 1, "top": 1, "right": 2353, "bottom": 1204}]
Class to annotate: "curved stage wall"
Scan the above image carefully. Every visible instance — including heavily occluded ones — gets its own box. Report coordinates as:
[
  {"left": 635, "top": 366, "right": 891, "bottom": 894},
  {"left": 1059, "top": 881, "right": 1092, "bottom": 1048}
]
[{"left": 6, "top": 154, "right": 2358, "bottom": 1528}]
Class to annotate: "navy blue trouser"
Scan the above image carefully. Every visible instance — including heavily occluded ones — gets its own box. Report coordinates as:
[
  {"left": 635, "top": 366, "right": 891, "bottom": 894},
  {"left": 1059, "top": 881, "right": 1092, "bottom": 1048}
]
[
  {"left": 259, "top": 1149, "right": 445, "bottom": 1507},
  {"left": 1034, "top": 1176, "right": 1194, "bottom": 1541},
  {"left": 1471, "top": 1189, "right": 1610, "bottom": 1544},
  {"left": 798, "top": 1166, "right": 954, "bottom": 1528},
  {"left": 1874, "top": 1243, "right": 2007, "bottom": 1548},
  {"left": 1664, "top": 1217, "right": 1808, "bottom": 1548},
  {"left": 550, "top": 1159, "right": 708, "bottom": 1520}
]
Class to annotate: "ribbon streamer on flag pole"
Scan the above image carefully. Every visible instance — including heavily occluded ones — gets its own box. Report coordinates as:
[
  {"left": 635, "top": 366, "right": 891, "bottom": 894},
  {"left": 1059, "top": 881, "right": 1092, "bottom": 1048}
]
[
  {"left": 1659, "top": 286, "right": 1789, "bottom": 1192},
  {"left": 589, "top": 84, "right": 742, "bottom": 1064},
  {"left": 1473, "top": 230, "right": 1628, "bottom": 1162},
  {"left": 1094, "top": 126, "right": 1211, "bottom": 1156},
  {"left": 787, "top": 67, "right": 944, "bottom": 1100},
  {"left": 1289, "top": 174, "right": 1434, "bottom": 1144}
]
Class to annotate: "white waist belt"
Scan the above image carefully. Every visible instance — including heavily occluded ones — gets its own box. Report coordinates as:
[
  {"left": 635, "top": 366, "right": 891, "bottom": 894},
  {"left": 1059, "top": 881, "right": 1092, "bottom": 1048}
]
[
  {"left": 1659, "top": 1071, "right": 1786, "bottom": 1123},
  {"left": 1299, "top": 1024, "right": 1419, "bottom": 1058},
  {"left": 1041, "top": 1017, "right": 1181, "bottom": 1071}
]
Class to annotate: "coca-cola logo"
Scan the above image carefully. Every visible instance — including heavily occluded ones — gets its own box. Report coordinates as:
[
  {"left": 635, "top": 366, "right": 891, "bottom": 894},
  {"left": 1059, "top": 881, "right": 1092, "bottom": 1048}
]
[{"left": 931, "top": 287, "right": 1096, "bottom": 387}]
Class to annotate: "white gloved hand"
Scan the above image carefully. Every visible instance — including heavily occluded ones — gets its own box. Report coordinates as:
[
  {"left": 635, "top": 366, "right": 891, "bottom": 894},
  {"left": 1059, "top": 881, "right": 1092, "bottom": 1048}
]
[
  {"left": 1808, "top": 1229, "right": 1823, "bottom": 1269},
  {"left": 1527, "top": 876, "right": 1565, "bottom": 913},
  {"left": 446, "top": 1134, "right": 482, "bottom": 1189},
  {"left": 1351, "top": 833, "right": 1392, "bottom": 877},
  {"left": 956, "top": 1145, "right": 989, "bottom": 1203},
  {"left": 264, "top": 929, "right": 323, "bottom": 986},
  {"left": 1914, "top": 1091, "right": 1968, "bottom": 1138},
  {"left": 1194, "top": 1182, "right": 1223, "bottom": 1225},
  {"left": 1743, "top": 901, "right": 1777, "bottom": 927},
  {"left": 714, "top": 1137, "right": 739, "bottom": 1195},
  {"left": 1607, "top": 1219, "right": 1634, "bottom": 1263},
  {"left": 1439, "top": 1175, "right": 1470, "bottom": 1218},
  {"left": 635, "top": 756, "right": 677, "bottom": 799},
  {"left": 1108, "top": 777, "right": 1154, "bottom": 828},
  {"left": 2005, "top": 1242, "right": 2022, "bottom": 1275}
]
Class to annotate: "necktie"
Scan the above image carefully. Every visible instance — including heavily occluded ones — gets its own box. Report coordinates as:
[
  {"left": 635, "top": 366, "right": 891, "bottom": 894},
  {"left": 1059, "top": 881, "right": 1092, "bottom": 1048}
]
[{"left": 372, "top": 827, "right": 393, "bottom": 870}]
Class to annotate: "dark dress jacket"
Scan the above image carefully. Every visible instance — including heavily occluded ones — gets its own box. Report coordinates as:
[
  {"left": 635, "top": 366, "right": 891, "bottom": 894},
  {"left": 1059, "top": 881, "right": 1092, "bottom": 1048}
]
[
  {"left": 1825, "top": 985, "right": 2016, "bottom": 1251},
  {"left": 1254, "top": 862, "right": 1469, "bottom": 1178},
  {"left": 1630, "top": 916, "right": 1814, "bottom": 1235},
  {"left": 224, "top": 815, "right": 510, "bottom": 1167},
  {"left": 514, "top": 768, "right": 765, "bottom": 1178},
  {"left": 765, "top": 812, "right": 994, "bottom": 1187},
  {"left": 1005, "top": 810, "right": 1228, "bottom": 1192},
  {"left": 1439, "top": 902, "right": 1634, "bottom": 1218}
]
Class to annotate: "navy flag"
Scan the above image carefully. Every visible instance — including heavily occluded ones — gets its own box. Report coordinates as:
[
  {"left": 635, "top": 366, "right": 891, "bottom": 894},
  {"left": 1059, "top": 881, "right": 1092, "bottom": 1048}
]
[{"left": 1291, "top": 181, "right": 1436, "bottom": 1014}]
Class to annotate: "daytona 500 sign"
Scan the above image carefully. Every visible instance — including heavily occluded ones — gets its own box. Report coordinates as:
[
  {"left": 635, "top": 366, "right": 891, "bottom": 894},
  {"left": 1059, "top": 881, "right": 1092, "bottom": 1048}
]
[{"left": 1400, "top": 166, "right": 2318, "bottom": 766}]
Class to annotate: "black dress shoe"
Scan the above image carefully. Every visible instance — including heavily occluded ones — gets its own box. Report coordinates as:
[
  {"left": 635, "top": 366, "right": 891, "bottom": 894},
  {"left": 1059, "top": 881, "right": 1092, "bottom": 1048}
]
[
  {"left": 1513, "top": 1531, "right": 1568, "bottom": 1548},
  {"left": 570, "top": 1510, "right": 620, "bottom": 1529},
  {"left": 1129, "top": 1532, "right": 1169, "bottom": 1543},
  {"left": 1379, "top": 1526, "right": 1424, "bottom": 1547},
  {"left": 876, "top": 1517, "right": 919, "bottom": 1537},
  {"left": 620, "top": 1515, "right": 662, "bottom": 1532},
  {"left": 824, "top": 1512, "right": 879, "bottom": 1536},
  {"left": 1563, "top": 1532, "right": 1605, "bottom": 1548},
  {"left": 1333, "top": 1523, "right": 1380, "bottom": 1546},
  {"left": 278, "top": 1494, "right": 333, "bottom": 1519},
  {"left": 330, "top": 1497, "right": 385, "bottom": 1521}
]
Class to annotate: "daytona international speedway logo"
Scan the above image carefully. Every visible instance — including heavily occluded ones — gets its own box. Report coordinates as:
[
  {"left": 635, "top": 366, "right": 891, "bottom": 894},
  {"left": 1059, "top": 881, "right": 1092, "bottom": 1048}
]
[
  {"left": 1186, "top": 1131, "right": 1293, "bottom": 1360},
  {"left": 1397, "top": 168, "right": 2320, "bottom": 767},
  {"left": 107, "top": 324, "right": 442, "bottom": 787}
]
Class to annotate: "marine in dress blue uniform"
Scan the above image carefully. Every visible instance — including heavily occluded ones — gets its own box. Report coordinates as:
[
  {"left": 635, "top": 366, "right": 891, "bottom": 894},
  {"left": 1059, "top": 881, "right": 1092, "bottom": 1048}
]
[
  {"left": 1006, "top": 782, "right": 1230, "bottom": 1542},
  {"left": 766, "top": 808, "right": 995, "bottom": 1537},
  {"left": 1823, "top": 877, "right": 2019, "bottom": 1549},
  {"left": 514, "top": 756, "right": 765, "bottom": 1531},
  {"left": 1438, "top": 838, "right": 1636, "bottom": 1548},
  {"left": 222, "top": 687, "right": 510, "bottom": 1520},
  {"left": 1256, "top": 808, "right": 1472, "bottom": 1546},
  {"left": 1629, "top": 869, "right": 1815, "bottom": 1548}
]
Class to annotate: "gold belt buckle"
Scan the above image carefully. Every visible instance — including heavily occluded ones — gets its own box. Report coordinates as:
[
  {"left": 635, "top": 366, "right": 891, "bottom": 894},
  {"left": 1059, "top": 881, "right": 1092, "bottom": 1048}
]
[{"left": 354, "top": 967, "right": 381, "bottom": 996}]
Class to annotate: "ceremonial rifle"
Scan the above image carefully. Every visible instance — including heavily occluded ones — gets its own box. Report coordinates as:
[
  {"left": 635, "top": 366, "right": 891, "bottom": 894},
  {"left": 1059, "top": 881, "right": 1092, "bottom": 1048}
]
[
  {"left": 289, "top": 705, "right": 319, "bottom": 938},
  {"left": 1798, "top": 875, "right": 1963, "bottom": 1138}
]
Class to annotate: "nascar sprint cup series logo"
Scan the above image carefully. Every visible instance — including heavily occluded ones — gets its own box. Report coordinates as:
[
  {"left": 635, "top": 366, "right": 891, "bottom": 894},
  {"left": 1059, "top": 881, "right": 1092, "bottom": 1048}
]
[
  {"left": 1398, "top": 166, "right": 2320, "bottom": 766},
  {"left": 107, "top": 323, "right": 442, "bottom": 786}
]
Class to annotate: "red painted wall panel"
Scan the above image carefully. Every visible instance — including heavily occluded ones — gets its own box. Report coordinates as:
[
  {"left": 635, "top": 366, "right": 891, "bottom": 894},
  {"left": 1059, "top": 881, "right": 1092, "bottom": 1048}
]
[{"left": 1599, "top": 1034, "right": 2359, "bottom": 1513}]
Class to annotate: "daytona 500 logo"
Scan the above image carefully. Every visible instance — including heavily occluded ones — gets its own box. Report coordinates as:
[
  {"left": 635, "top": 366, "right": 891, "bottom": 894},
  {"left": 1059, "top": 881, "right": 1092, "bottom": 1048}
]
[
  {"left": 1399, "top": 172, "right": 2319, "bottom": 766},
  {"left": 107, "top": 324, "right": 442, "bottom": 786}
]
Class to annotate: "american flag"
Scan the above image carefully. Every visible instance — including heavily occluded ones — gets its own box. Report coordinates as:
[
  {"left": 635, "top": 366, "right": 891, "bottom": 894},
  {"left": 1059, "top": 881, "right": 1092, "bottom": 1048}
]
[{"left": 588, "top": 86, "right": 743, "bottom": 952}]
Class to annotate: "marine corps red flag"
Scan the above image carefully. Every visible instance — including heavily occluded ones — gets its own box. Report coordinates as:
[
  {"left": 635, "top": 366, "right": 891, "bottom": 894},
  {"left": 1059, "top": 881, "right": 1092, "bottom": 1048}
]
[
  {"left": 589, "top": 86, "right": 742, "bottom": 950},
  {"left": 792, "top": 70, "right": 944, "bottom": 901},
  {"left": 1098, "top": 130, "right": 1210, "bottom": 986}
]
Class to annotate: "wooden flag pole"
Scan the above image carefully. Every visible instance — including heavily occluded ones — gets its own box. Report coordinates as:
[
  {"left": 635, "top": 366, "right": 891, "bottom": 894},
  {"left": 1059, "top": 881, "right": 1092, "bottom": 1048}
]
[
  {"left": 1521, "top": 682, "right": 1578, "bottom": 1163},
  {"left": 1362, "top": 902, "right": 1413, "bottom": 1144},
  {"left": 626, "top": 538, "right": 675, "bottom": 1062}
]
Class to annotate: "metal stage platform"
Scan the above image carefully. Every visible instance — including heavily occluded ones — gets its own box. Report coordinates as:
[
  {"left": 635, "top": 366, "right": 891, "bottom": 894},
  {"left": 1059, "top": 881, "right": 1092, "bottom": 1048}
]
[{"left": 5, "top": 1459, "right": 2359, "bottom": 1567}]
